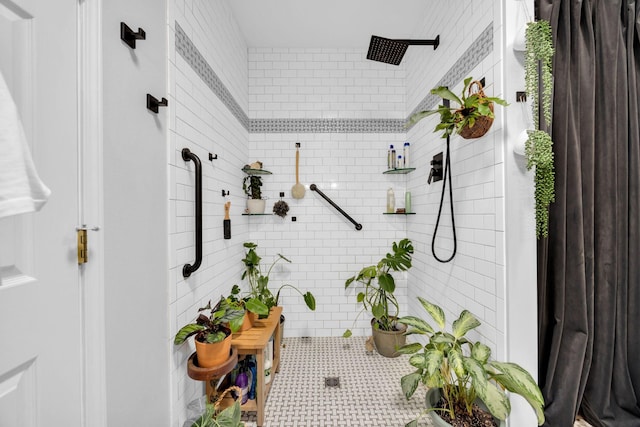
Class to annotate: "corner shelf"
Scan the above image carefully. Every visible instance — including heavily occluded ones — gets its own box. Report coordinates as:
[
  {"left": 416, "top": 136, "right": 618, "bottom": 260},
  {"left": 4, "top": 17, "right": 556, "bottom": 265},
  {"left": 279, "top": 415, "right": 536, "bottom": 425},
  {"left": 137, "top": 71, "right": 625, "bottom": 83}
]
[
  {"left": 242, "top": 167, "right": 272, "bottom": 175},
  {"left": 383, "top": 212, "right": 416, "bottom": 215},
  {"left": 383, "top": 168, "right": 416, "bottom": 175}
]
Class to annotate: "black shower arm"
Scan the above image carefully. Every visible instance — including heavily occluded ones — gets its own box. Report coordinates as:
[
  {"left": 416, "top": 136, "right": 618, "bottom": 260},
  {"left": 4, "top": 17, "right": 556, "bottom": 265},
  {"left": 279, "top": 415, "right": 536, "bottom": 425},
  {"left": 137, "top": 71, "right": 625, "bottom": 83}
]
[
  {"left": 394, "top": 35, "right": 440, "bottom": 48},
  {"left": 310, "top": 184, "right": 362, "bottom": 231},
  {"left": 182, "top": 148, "right": 203, "bottom": 278}
]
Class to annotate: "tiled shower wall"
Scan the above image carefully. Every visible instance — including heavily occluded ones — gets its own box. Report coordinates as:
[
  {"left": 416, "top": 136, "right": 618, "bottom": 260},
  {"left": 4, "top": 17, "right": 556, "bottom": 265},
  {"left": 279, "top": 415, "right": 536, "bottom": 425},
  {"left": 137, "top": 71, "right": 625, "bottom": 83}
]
[
  {"left": 405, "top": 0, "right": 507, "bottom": 359},
  {"left": 168, "top": 1, "right": 250, "bottom": 425},
  {"left": 247, "top": 49, "right": 410, "bottom": 338}
]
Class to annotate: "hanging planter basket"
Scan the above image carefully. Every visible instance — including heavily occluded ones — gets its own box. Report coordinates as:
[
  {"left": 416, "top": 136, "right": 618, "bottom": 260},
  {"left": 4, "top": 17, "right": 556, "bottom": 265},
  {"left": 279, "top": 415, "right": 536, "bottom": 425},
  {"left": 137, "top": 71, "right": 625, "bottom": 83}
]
[{"left": 456, "top": 80, "right": 494, "bottom": 139}]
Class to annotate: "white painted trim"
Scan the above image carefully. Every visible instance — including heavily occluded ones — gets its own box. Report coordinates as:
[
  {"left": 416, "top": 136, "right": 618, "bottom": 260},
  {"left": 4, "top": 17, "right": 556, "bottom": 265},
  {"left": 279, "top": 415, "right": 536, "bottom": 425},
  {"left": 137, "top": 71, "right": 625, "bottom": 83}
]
[{"left": 77, "top": 0, "right": 107, "bottom": 426}]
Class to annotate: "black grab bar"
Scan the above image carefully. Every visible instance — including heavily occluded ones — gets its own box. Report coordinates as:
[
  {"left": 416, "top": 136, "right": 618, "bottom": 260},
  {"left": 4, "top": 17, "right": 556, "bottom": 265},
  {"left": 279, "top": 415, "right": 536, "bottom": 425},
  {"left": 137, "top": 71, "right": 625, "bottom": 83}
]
[
  {"left": 182, "top": 148, "right": 202, "bottom": 278},
  {"left": 310, "top": 184, "right": 362, "bottom": 231}
]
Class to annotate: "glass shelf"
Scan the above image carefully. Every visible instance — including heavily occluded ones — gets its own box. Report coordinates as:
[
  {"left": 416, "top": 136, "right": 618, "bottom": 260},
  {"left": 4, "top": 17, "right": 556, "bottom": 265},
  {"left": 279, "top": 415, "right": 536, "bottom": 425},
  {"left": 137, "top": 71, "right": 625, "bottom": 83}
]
[
  {"left": 242, "top": 167, "right": 272, "bottom": 175},
  {"left": 242, "top": 213, "right": 273, "bottom": 216},
  {"left": 383, "top": 212, "right": 416, "bottom": 215},
  {"left": 383, "top": 168, "right": 416, "bottom": 175}
]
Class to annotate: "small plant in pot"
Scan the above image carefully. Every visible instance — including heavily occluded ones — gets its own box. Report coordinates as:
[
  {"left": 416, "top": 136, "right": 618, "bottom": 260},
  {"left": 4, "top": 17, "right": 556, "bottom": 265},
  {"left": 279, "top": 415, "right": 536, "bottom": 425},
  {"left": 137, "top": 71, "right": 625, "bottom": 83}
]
[
  {"left": 408, "top": 77, "right": 508, "bottom": 139},
  {"left": 397, "top": 297, "right": 545, "bottom": 427},
  {"left": 241, "top": 242, "right": 316, "bottom": 312},
  {"left": 186, "top": 386, "right": 244, "bottom": 427},
  {"left": 228, "top": 284, "right": 269, "bottom": 332},
  {"left": 243, "top": 175, "right": 265, "bottom": 214},
  {"left": 343, "top": 238, "right": 414, "bottom": 358},
  {"left": 174, "top": 296, "right": 245, "bottom": 368}
]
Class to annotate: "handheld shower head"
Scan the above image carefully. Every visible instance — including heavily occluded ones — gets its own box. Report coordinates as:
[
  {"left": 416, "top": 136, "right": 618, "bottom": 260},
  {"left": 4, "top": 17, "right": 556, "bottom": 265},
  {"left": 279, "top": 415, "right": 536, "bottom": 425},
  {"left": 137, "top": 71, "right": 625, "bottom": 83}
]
[{"left": 366, "top": 35, "right": 440, "bottom": 65}]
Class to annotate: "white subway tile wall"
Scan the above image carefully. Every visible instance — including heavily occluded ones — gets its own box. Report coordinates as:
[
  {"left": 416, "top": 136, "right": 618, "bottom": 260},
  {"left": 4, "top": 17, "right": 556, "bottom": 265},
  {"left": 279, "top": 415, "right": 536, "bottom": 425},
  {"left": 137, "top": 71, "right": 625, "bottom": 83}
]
[{"left": 169, "top": 1, "right": 250, "bottom": 425}]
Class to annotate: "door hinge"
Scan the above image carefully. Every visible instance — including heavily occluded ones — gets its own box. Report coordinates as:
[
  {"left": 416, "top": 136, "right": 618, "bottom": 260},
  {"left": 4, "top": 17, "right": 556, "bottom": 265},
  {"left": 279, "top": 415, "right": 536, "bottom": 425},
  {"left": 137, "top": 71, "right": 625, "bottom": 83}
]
[
  {"left": 76, "top": 225, "right": 99, "bottom": 265},
  {"left": 77, "top": 229, "right": 88, "bottom": 264}
]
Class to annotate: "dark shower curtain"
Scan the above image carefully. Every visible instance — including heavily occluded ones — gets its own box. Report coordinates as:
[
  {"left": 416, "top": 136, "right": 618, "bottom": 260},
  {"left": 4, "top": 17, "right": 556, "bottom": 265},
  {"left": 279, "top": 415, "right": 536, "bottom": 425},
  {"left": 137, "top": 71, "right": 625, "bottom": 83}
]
[{"left": 537, "top": 0, "right": 640, "bottom": 426}]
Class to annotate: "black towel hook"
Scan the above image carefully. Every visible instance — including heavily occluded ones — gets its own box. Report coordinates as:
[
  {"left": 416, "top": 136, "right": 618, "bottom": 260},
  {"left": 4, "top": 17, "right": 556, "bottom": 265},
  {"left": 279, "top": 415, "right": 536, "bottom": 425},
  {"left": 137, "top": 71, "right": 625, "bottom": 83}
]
[{"left": 120, "top": 22, "right": 146, "bottom": 49}]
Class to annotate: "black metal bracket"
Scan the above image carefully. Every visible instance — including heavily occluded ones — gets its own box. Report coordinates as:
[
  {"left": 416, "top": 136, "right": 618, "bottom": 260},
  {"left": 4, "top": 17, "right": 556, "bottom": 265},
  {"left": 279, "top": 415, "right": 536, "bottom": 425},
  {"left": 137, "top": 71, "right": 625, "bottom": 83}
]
[
  {"left": 310, "top": 184, "right": 362, "bottom": 231},
  {"left": 395, "top": 35, "right": 440, "bottom": 50},
  {"left": 120, "top": 22, "right": 146, "bottom": 49},
  {"left": 221, "top": 190, "right": 229, "bottom": 197},
  {"left": 182, "top": 148, "right": 202, "bottom": 278},
  {"left": 147, "top": 94, "right": 168, "bottom": 113},
  {"left": 209, "top": 153, "right": 218, "bottom": 161},
  {"left": 295, "top": 142, "right": 301, "bottom": 148}
]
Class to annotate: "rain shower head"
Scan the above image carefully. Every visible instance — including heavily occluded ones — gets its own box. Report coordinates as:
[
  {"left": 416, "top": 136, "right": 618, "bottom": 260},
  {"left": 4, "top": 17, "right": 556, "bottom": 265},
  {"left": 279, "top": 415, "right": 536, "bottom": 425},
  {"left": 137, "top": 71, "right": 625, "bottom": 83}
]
[{"left": 366, "top": 35, "right": 440, "bottom": 65}]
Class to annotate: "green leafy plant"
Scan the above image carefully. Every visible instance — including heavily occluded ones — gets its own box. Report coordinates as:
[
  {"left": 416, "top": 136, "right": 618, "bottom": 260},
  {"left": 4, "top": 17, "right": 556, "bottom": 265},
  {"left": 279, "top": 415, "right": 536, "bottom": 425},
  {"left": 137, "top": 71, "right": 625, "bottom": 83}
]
[
  {"left": 242, "top": 176, "right": 263, "bottom": 200},
  {"left": 174, "top": 296, "right": 245, "bottom": 345},
  {"left": 189, "top": 387, "right": 244, "bottom": 427},
  {"left": 241, "top": 242, "right": 315, "bottom": 311},
  {"left": 525, "top": 20, "right": 555, "bottom": 238},
  {"left": 343, "top": 238, "right": 414, "bottom": 337},
  {"left": 408, "top": 77, "right": 508, "bottom": 138},
  {"left": 228, "top": 284, "right": 269, "bottom": 318},
  {"left": 397, "top": 298, "right": 545, "bottom": 426}
]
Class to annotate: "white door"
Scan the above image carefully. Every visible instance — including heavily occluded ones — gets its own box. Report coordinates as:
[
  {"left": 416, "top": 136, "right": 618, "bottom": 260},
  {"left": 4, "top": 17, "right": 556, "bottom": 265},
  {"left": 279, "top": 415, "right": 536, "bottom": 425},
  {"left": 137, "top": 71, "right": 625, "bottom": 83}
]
[{"left": 0, "top": 0, "right": 83, "bottom": 426}]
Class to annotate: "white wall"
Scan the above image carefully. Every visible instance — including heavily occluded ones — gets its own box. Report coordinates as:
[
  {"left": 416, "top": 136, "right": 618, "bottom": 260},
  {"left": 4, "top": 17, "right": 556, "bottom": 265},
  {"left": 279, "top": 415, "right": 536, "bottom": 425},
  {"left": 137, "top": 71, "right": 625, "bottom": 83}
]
[
  {"left": 102, "top": 0, "right": 170, "bottom": 425},
  {"left": 168, "top": 1, "right": 250, "bottom": 425}
]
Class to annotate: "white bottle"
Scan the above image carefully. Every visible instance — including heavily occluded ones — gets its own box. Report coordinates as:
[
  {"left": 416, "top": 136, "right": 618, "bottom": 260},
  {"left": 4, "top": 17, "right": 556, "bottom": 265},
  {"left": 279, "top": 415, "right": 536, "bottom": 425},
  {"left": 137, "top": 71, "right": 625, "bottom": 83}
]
[
  {"left": 387, "top": 145, "right": 394, "bottom": 169},
  {"left": 403, "top": 142, "right": 410, "bottom": 168},
  {"left": 386, "top": 188, "right": 395, "bottom": 213},
  {"left": 391, "top": 146, "right": 397, "bottom": 169}
]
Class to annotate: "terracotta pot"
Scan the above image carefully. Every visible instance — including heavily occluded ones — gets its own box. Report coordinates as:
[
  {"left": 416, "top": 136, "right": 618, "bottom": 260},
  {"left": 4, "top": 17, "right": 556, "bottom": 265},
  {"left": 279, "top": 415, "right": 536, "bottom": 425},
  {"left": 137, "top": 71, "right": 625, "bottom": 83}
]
[
  {"left": 194, "top": 329, "right": 232, "bottom": 368},
  {"left": 237, "top": 311, "right": 258, "bottom": 332},
  {"left": 246, "top": 199, "right": 265, "bottom": 214},
  {"left": 371, "top": 318, "right": 407, "bottom": 358},
  {"left": 425, "top": 387, "right": 505, "bottom": 427}
]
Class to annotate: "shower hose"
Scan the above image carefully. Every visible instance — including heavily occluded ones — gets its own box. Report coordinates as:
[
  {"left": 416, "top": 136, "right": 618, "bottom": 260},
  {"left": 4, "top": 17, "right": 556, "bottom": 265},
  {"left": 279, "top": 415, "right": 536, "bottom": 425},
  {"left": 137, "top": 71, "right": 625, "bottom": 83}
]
[{"left": 431, "top": 135, "right": 457, "bottom": 263}]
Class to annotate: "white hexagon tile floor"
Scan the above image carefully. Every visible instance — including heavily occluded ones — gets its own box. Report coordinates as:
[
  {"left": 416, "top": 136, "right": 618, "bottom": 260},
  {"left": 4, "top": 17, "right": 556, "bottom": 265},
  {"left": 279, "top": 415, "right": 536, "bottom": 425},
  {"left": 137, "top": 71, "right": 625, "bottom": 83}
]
[{"left": 239, "top": 336, "right": 595, "bottom": 427}]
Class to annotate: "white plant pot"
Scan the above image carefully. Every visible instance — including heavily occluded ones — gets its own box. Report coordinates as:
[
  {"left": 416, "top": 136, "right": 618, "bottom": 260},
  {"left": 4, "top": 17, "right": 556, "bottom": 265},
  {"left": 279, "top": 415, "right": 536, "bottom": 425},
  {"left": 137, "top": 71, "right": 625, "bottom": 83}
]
[{"left": 247, "top": 199, "right": 266, "bottom": 214}]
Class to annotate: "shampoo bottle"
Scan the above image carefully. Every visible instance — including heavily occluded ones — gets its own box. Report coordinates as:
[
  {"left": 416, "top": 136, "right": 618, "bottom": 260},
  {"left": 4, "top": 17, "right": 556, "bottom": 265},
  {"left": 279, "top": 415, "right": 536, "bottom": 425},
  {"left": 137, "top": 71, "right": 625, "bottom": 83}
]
[
  {"left": 403, "top": 142, "right": 410, "bottom": 168},
  {"left": 405, "top": 191, "right": 412, "bottom": 213},
  {"left": 386, "top": 188, "right": 395, "bottom": 213}
]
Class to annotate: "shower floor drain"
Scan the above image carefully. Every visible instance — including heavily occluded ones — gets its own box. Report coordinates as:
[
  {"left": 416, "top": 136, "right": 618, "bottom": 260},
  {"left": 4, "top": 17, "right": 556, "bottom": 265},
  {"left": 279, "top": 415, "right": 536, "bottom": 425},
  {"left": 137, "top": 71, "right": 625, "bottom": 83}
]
[{"left": 324, "top": 377, "right": 340, "bottom": 388}]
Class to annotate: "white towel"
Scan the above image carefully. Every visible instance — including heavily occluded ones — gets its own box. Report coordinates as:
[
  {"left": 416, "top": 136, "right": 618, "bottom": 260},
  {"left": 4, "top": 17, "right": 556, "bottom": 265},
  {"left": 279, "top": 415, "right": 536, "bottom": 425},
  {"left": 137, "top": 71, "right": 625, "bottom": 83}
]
[{"left": 0, "top": 70, "right": 51, "bottom": 218}]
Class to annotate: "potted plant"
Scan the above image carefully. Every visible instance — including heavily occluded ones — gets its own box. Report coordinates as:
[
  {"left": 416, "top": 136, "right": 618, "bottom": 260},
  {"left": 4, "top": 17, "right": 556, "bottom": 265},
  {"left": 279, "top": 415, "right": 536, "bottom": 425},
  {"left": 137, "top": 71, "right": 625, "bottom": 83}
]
[
  {"left": 228, "top": 285, "right": 269, "bottom": 332},
  {"left": 525, "top": 20, "right": 555, "bottom": 238},
  {"left": 241, "top": 242, "right": 315, "bottom": 312},
  {"left": 174, "top": 296, "right": 245, "bottom": 368},
  {"left": 409, "top": 77, "right": 508, "bottom": 139},
  {"left": 343, "top": 238, "right": 414, "bottom": 358},
  {"left": 243, "top": 169, "right": 265, "bottom": 214},
  {"left": 186, "top": 386, "right": 244, "bottom": 427},
  {"left": 397, "top": 297, "right": 545, "bottom": 427}
]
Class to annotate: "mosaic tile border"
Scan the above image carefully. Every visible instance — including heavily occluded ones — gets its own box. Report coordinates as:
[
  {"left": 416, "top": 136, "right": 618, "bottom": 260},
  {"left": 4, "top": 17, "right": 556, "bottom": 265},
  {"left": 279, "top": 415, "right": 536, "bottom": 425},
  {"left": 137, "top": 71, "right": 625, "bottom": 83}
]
[
  {"left": 250, "top": 118, "right": 405, "bottom": 134},
  {"left": 175, "top": 21, "right": 493, "bottom": 134},
  {"left": 175, "top": 22, "right": 250, "bottom": 130}
]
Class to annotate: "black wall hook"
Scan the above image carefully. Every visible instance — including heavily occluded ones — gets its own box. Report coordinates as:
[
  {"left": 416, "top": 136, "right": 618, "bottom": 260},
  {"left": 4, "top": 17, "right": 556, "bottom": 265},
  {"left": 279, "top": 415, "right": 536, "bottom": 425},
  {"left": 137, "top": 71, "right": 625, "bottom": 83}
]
[
  {"left": 147, "top": 94, "right": 168, "bottom": 113},
  {"left": 120, "top": 22, "right": 146, "bottom": 49}
]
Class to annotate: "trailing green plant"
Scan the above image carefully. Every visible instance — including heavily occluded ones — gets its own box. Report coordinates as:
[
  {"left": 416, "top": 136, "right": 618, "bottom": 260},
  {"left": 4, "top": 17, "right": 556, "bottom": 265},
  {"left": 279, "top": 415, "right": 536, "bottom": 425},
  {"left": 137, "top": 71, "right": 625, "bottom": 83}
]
[
  {"left": 525, "top": 20, "right": 555, "bottom": 238},
  {"left": 525, "top": 20, "right": 553, "bottom": 126},
  {"left": 408, "top": 77, "right": 508, "bottom": 138},
  {"left": 174, "top": 296, "right": 245, "bottom": 345},
  {"left": 343, "top": 238, "right": 413, "bottom": 337},
  {"left": 242, "top": 176, "right": 262, "bottom": 200},
  {"left": 526, "top": 130, "right": 555, "bottom": 238},
  {"left": 397, "top": 298, "right": 545, "bottom": 427},
  {"left": 241, "top": 242, "right": 315, "bottom": 311}
]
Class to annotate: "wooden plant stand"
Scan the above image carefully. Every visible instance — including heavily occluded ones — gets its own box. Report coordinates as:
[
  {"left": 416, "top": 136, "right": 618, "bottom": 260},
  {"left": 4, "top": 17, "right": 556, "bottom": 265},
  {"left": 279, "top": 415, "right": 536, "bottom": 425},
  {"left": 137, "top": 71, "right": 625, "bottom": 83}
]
[{"left": 208, "top": 306, "right": 282, "bottom": 427}]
